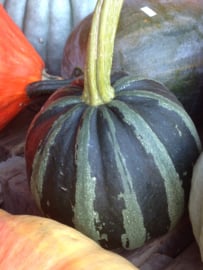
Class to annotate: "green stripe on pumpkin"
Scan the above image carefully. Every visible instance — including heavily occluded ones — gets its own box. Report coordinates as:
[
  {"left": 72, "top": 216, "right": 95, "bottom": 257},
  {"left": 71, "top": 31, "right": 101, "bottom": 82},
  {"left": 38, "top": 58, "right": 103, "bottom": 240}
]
[
  {"left": 30, "top": 103, "right": 84, "bottom": 210},
  {"left": 109, "top": 99, "right": 185, "bottom": 229},
  {"left": 73, "top": 106, "right": 108, "bottom": 243},
  {"left": 101, "top": 106, "right": 146, "bottom": 249},
  {"left": 117, "top": 89, "right": 202, "bottom": 151}
]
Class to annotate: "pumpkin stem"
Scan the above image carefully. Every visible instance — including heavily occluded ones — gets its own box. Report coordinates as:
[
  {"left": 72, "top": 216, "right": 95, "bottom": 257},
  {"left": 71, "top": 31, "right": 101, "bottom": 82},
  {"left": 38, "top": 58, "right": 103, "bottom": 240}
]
[{"left": 82, "top": 0, "right": 123, "bottom": 106}]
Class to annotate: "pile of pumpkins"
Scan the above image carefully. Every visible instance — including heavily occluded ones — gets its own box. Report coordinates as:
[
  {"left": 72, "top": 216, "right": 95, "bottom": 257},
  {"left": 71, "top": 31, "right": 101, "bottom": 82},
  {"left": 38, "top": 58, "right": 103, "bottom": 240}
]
[
  {"left": 0, "top": 0, "right": 97, "bottom": 75},
  {"left": 0, "top": 0, "right": 203, "bottom": 268}
]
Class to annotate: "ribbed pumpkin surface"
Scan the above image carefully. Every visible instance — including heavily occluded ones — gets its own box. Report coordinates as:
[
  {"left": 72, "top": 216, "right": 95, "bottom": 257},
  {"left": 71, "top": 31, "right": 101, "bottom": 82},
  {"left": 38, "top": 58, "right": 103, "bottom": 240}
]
[{"left": 25, "top": 77, "right": 201, "bottom": 250}]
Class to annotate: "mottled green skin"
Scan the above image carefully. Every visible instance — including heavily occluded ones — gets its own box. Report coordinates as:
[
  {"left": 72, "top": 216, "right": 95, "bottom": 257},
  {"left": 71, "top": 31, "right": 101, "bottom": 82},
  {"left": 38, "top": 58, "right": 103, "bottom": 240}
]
[
  {"left": 25, "top": 76, "right": 201, "bottom": 250},
  {"left": 62, "top": 0, "right": 203, "bottom": 123}
]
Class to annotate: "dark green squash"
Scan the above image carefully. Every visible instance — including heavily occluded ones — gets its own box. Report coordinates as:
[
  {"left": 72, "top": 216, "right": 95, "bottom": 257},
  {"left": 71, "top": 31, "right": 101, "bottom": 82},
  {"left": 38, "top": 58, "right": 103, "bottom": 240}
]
[
  {"left": 61, "top": 0, "right": 203, "bottom": 123},
  {"left": 0, "top": 0, "right": 97, "bottom": 75},
  {"left": 25, "top": 0, "right": 201, "bottom": 250}
]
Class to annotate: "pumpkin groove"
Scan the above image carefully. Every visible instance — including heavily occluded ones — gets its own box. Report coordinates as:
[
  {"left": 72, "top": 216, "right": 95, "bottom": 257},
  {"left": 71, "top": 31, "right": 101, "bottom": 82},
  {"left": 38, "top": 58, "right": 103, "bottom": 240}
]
[{"left": 26, "top": 0, "right": 201, "bottom": 250}]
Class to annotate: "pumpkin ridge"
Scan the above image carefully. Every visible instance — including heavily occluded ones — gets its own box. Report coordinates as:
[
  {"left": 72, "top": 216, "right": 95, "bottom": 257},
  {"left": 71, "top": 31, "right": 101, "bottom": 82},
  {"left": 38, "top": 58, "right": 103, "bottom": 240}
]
[
  {"left": 30, "top": 103, "right": 86, "bottom": 213},
  {"left": 33, "top": 96, "right": 83, "bottom": 127},
  {"left": 73, "top": 106, "right": 106, "bottom": 244},
  {"left": 25, "top": 92, "right": 85, "bottom": 181},
  {"left": 116, "top": 89, "right": 202, "bottom": 151},
  {"left": 73, "top": 105, "right": 146, "bottom": 249},
  {"left": 99, "top": 106, "right": 147, "bottom": 249},
  {"left": 113, "top": 95, "right": 200, "bottom": 199},
  {"left": 109, "top": 99, "right": 185, "bottom": 230},
  {"left": 21, "top": 0, "right": 29, "bottom": 32},
  {"left": 105, "top": 102, "right": 173, "bottom": 237}
]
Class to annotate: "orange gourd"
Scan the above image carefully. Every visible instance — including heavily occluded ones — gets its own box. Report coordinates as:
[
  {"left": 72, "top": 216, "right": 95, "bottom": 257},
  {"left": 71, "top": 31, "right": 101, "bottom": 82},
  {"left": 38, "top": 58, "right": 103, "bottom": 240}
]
[
  {"left": 0, "top": 209, "right": 138, "bottom": 269},
  {"left": 0, "top": 4, "right": 44, "bottom": 130}
]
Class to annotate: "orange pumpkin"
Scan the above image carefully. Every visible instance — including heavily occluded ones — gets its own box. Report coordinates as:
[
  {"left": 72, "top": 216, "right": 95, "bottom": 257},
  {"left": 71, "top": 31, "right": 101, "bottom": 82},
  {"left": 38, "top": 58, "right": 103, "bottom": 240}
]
[
  {"left": 0, "top": 209, "right": 138, "bottom": 269},
  {"left": 0, "top": 4, "right": 44, "bottom": 130}
]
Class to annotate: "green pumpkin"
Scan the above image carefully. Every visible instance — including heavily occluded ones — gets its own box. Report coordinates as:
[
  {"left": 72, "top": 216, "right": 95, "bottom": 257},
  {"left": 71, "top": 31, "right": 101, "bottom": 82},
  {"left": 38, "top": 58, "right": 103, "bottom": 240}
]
[
  {"left": 61, "top": 0, "right": 203, "bottom": 123},
  {"left": 25, "top": 0, "right": 201, "bottom": 250},
  {"left": 0, "top": 0, "right": 97, "bottom": 75}
]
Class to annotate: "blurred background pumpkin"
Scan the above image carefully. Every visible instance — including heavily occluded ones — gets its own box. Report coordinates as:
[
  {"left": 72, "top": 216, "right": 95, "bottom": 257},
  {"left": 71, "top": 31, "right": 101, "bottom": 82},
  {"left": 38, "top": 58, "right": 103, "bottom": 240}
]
[
  {"left": 0, "top": 0, "right": 97, "bottom": 75},
  {"left": 0, "top": 209, "right": 138, "bottom": 269},
  {"left": 61, "top": 0, "right": 203, "bottom": 125}
]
